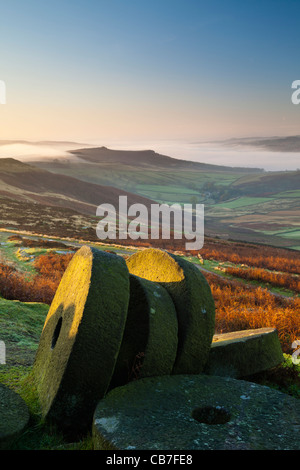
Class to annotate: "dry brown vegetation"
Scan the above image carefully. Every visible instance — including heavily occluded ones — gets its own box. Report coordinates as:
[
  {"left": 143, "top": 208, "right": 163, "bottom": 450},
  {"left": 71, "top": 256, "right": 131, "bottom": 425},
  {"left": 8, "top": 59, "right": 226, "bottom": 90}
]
[
  {"left": 204, "top": 271, "right": 300, "bottom": 354},
  {"left": 0, "top": 241, "right": 299, "bottom": 355},
  {"left": 0, "top": 252, "right": 74, "bottom": 304},
  {"left": 198, "top": 239, "right": 300, "bottom": 274},
  {"left": 222, "top": 265, "right": 300, "bottom": 293}
]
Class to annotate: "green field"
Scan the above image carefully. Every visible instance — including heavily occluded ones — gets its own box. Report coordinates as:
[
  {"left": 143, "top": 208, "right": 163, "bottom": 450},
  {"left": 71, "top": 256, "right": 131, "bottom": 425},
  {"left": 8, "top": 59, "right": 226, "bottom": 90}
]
[
  {"left": 278, "top": 230, "right": 300, "bottom": 239},
  {"left": 214, "top": 196, "right": 274, "bottom": 209},
  {"left": 0, "top": 235, "right": 36, "bottom": 275},
  {"left": 2, "top": 152, "right": 299, "bottom": 249},
  {"left": 274, "top": 190, "right": 300, "bottom": 198}
]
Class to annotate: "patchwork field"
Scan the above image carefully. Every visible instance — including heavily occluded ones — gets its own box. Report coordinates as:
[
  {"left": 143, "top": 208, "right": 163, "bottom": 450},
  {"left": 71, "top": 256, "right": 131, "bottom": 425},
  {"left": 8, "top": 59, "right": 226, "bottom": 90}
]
[{"left": 29, "top": 147, "right": 299, "bottom": 250}]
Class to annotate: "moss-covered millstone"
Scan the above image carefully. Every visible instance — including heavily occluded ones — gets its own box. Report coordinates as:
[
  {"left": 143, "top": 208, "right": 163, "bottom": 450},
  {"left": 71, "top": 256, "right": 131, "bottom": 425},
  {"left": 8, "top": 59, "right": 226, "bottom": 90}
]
[
  {"left": 204, "top": 327, "right": 284, "bottom": 378},
  {"left": 0, "top": 384, "right": 30, "bottom": 449},
  {"left": 126, "top": 249, "right": 215, "bottom": 374},
  {"left": 110, "top": 274, "right": 178, "bottom": 389},
  {"left": 33, "top": 245, "right": 130, "bottom": 438},
  {"left": 92, "top": 374, "right": 300, "bottom": 450}
]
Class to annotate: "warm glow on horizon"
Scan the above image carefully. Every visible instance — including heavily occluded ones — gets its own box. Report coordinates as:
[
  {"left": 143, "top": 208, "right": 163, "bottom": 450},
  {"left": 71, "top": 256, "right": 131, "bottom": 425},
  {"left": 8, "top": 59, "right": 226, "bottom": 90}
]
[{"left": 0, "top": 1, "right": 299, "bottom": 166}]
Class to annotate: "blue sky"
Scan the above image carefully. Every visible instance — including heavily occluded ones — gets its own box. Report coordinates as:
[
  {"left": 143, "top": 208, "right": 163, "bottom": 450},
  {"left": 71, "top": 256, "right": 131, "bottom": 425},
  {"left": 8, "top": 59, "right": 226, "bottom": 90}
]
[{"left": 0, "top": 0, "right": 300, "bottom": 143}]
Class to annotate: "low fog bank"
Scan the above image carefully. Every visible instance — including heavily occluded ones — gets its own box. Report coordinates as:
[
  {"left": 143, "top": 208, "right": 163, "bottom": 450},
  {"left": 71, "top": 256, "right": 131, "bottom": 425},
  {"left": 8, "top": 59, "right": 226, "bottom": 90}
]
[
  {"left": 0, "top": 142, "right": 85, "bottom": 162},
  {"left": 87, "top": 139, "right": 299, "bottom": 172},
  {"left": 0, "top": 139, "right": 298, "bottom": 172}
]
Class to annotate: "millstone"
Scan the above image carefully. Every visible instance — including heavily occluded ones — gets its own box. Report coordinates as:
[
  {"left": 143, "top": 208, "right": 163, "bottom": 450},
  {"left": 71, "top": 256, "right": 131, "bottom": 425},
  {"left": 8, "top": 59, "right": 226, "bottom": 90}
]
[
  {"left": 0, "top": 384, "right": 30, "bottom": 449},
  {"left": 110, "top": 274, "right": 178, "bottom": 389},
  {"left": 33, "top": 245, "right": 130, "bottom": 438},
  {"left": 126, "top": 249, "right": 215, "bottom": 374},
  {"left": 92, "top": 374, "right": 300, "bottom": 450},
  {"left": 204, "top": 327, "right": 284, "bottom": 378}
]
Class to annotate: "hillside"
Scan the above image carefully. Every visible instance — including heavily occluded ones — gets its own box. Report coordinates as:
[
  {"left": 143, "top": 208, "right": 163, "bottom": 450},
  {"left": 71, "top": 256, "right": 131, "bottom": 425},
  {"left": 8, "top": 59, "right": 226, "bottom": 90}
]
[
  {"left": 231, "top": 170, "right": 300, "bottom": 195},
  {"left": 0, "top": 142, "right": 298, "bottom": 249},
  {"left": 0, "top": 158, "right": 155, "bottom": 216},
  {"left": 70, "top": 146, "right": 264, "bottom": 172},
  {"left": 28, "top": 146, "right": 300, "bottom": 250}
]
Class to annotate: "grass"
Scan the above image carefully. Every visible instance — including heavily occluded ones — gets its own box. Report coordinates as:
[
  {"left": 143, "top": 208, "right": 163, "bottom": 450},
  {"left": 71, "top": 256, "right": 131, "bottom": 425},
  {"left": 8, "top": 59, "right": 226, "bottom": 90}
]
[
  {"left": 215, "top": 196, "right": 274, "bottom": 209},
  {"left": 0, "top": 295, "right": 93, "bottom": 450},
  {"left": 183, "top": 256, "right": 298, "bottom": 297},
  {"left": 1, "top": 316, "right": 299, "bottom": 450},
  {"left": 274, "top": 190, "right": 300, "bottom": 198},
  {"left": 0, "top": 365, "right": 94, "bottom": 449},
  {"left": 279, "top": 230, "right": 300, "bottom": 239},
  {"left": 0, "top": 294, "right": 299, "bottom": 449},
  {"left": 0, "top": 296, "right": 48, "bottom": 366},
  {"left": 0, "top": 236, "right": 299, "bottom": 449},
  {"left": 0, "top": 234, "right": 35, "bottom": 275}
]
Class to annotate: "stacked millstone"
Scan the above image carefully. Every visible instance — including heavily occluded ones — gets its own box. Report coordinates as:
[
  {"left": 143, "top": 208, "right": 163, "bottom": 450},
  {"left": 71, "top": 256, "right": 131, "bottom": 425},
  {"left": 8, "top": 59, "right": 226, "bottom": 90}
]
[
  {"left": 92, "top": 248, "right": 293, "bottom": 450},
  {"left": 33, "top": 246, "right": 216, "bottom": 439},
  {"left": 125, "top": 248, "right": 216, "bottom": 375},
  {"left": 32, "top": 245, "right": 287, "bottom": 448},
  {"left": 110, "top": 274, "right": 178, "bottom": 389}
]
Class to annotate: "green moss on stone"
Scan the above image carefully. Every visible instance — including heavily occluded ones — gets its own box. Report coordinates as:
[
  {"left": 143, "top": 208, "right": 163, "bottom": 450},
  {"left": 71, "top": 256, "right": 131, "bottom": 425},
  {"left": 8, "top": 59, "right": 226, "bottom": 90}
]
[
  {"left": 126, "top": 249, "right": 215, "bottom": 374},
  {"left": 110, "top": 274, "right": 178, "bottom": 388},
  {"left": 0, "top": 383, "right": 30, "bottom": 449},
  {"left": 204, "top": 328, "right": 284, "bottom": 378},
  {"left": 33, "top": 246, "right": 130, "bottom": 439},
  {"left": 93, "top": 374, "right": 300, "bottom": 450}
]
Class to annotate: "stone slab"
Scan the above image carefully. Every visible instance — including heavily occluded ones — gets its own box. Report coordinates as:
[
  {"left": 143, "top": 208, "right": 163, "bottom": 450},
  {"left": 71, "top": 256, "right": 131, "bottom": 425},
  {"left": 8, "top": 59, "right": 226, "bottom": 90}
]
[
  {"left": 110, "top": 274, "right": 178, "bottom": 388},
  {"left": 126, "top": 249, "right": 215, "bottom": 374},
  {"left": 0, "top": 384, "right": 30, "bottom": 449},
  {"left": 204, "top": 327, "right": 284, "bottom": 378},
  {"left": 92, "top": 374, "right": 300, "bottom": 450},
  {"left": 33, "top": 246, "right": 130, "bottom": 439}
]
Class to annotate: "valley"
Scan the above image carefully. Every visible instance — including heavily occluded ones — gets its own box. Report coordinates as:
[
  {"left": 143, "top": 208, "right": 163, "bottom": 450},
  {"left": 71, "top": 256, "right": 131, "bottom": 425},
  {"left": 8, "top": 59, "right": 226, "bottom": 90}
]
[
  {"left": 0, "top": 144, "right": 299, "bottom": 449},
  {"left": 25, "top": 145, "right": 300, "bottom": 250}
]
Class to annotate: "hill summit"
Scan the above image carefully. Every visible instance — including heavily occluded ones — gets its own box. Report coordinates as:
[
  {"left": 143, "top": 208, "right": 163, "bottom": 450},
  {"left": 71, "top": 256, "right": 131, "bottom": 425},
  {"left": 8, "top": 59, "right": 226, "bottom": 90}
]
[{"left": 71, "top": 147, "right": 264, "bottom": 172}]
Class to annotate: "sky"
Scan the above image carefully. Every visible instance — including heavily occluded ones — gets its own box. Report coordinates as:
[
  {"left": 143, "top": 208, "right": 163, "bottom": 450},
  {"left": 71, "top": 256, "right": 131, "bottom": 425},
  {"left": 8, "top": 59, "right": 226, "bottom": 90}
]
[{"left": 0, "top": 0, "right": 300, "bottom": 165}]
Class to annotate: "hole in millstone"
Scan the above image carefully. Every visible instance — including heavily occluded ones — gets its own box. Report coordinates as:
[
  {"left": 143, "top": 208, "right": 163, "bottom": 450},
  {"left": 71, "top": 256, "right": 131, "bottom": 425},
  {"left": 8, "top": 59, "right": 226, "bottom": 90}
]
[
  {"left": 51, "top": 317, "right": 63, "bottom": 349},
  {"left": 192, "top": 406, "right": 231, "bottom": 425}
]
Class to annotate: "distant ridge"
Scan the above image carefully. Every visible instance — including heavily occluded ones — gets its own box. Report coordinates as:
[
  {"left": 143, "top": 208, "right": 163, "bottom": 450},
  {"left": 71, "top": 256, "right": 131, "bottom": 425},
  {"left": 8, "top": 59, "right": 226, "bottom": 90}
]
[
  {"left": 211, "top": 135, "right": 300, "bottom": 153},
  {"left": 71, "top": 146, "right": 264, "bottom": 173}
]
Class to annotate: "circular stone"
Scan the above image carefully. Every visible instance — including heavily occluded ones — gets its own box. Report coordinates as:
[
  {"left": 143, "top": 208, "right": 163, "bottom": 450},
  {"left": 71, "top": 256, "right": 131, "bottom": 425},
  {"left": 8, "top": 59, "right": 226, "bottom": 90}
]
[
  {"left": 204, "top": 327, "right": 284, "bottom": 378},
  {"left": 0, "top": 384, "right": 30, "bottom": 449},
  {"left": 110, "top": 274, "right": 178, "bottom": 389},
  {"left": 33, "top": 245, "right": 130, "bottom": 438},
  {"left": 93, "top": 374, "right": 300, "bottom": 450},
  {"left": 126, "top": 249, "right": 215, "bottom": 374}
]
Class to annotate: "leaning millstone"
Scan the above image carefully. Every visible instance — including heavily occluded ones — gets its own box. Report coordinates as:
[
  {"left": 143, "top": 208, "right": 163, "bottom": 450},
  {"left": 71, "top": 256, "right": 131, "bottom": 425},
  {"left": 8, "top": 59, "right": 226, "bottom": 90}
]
[
  {"left": 0, "top": 384, "right": 30, "bottom": 449},
  {"left": 203, "top": 327, "right": 284, "bottom": 378},
  {"left": 92, "top": 374, "right": 300, "bottom": 450},
  {"left": 110, "top": 274, "right": 178, "bottom": 389},
  {"left": 126, "top": 249, "right": 215, "bottom": 374},
  {"left": 33, "top": 245, "right": 130, "bottom": 439}
]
